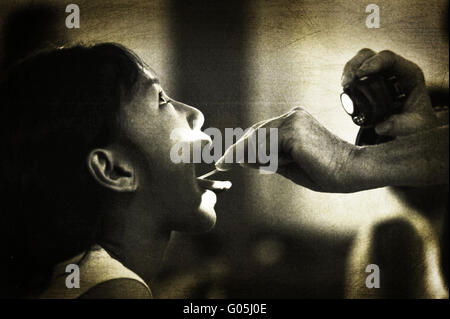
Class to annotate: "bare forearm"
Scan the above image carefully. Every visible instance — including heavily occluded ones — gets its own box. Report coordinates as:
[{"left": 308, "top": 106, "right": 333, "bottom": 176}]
[{"left": 347, "top": 125, "right": 449, "bottom": 191}]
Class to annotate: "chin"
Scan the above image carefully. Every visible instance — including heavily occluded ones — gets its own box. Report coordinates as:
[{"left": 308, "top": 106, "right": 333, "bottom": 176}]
[
  {"left": 169, "top": 190, "right": 217, "bottom": 233},
  {"left": 169, "top": 165, "right": 231, "bottom": 233},
  {"left": 188, "top": 210, "right": 217, "bottom": 233},
  {"left": 174, "top": 189, "right": 218, "bottom": 233},
  {"left": 195, "top": 190, "right": 218, "bottom": 232}
]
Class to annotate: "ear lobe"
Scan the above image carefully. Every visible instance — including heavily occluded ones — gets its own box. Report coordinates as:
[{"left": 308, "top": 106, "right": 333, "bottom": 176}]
[{"left": 87, "top": 149, "right": 138, "bottom": 192}]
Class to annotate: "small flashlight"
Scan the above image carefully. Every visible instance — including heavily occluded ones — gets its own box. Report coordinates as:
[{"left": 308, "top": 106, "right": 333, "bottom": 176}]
[{"left": 340, "top": 74, "right": 406, "bottom": 127}]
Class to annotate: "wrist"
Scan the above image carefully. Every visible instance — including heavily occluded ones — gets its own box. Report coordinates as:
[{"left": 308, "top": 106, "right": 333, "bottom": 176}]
[
  {"left": 334, "top": 143, "right": 379, "bottom": 193},
  {"left": 328, "top": 141, "right": 364, "bottom": 193}
]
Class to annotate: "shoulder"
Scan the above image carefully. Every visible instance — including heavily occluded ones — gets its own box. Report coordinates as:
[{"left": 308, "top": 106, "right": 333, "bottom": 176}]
[
  {"left": 39, "top": 245, "right": 152, "bottom": 299},
  {"left": 78, "top": 278, "right": 152, "bottom": 299}
]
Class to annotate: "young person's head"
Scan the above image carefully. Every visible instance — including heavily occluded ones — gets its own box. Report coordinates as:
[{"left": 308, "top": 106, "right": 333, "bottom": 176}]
[{"left": 0, "top": 43, "right": 218, "bottom": 296}]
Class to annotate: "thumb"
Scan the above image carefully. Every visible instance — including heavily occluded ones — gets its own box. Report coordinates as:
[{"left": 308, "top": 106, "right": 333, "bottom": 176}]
[{"left": 375, "top": 113, "right": 426, "bottom": 136}]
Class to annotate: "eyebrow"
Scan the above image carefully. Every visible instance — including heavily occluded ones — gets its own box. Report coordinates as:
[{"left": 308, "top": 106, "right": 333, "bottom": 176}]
[
  {"left": 141, "top": 67, "right": 160, "bottom": 85},
  {"left": 145, "top": 77, "right": 160, "bottom": 85}
]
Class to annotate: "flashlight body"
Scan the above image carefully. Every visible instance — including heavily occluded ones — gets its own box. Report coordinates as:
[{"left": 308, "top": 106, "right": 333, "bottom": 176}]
[{"left": 341, "top": 74, "right": 405, "bottom": 127}]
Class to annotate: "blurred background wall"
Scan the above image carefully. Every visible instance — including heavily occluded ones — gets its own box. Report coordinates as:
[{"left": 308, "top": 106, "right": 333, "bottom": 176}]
[{"left": 0, "top": 0, "right": 448, "bottom": 298}]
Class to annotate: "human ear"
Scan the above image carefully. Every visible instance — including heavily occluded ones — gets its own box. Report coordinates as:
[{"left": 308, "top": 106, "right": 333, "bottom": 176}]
[{"left": 87, "top": 148, "right": 138, "bottom": 192}]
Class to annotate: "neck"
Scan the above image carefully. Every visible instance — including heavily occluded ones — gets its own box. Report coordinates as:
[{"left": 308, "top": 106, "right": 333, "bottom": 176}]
[{"left": 97, "top": 199, "right": 171, "bottom": 284}]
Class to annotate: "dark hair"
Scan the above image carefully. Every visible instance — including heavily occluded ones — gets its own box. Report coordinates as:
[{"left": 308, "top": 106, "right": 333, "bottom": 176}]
[{"left": 0, "top": 43, "right": 144, "bottom": 297}]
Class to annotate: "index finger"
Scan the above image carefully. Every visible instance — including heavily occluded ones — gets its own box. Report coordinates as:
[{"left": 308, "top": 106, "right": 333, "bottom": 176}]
[
  {"left": 355, "top": 50, "right": 398, "bottom": 78},
  {"left": 355, "top": 50, "right": 424, "bottom": 92},
  {"left": 215, "top": 110, "right": 295, "bottom": 171},
  {"left": 341, "top": 48, "right": 376, "bottom": 87}
]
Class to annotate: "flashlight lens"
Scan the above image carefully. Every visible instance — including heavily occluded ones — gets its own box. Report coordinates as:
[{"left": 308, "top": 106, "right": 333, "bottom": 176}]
[{"left": 340, "top": 93, "right": 354, "bottom": 115}]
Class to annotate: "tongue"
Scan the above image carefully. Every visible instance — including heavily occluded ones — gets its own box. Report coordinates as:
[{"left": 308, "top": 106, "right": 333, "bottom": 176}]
[{"left": 196, "top": 178, "right": 232, "bottom": 192}]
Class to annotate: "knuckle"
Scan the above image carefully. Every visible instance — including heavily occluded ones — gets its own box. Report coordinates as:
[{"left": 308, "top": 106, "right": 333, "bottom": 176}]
[
  {"left": 281, "top": 109, "right": 302, "bottom": 131},
  {"left": 379, "top": 49, "right": 396, "bottom": 60},
  {"left": 358, "top": 48, "right": 375, "bottom": 55},
  {"left": 412, "top": 62, "right": 425, "bottom": 78},
  {"left": 290, "top": 108, "right": 308, "bottom": 121},
  {"left": 342, "top": 61, "right": 352, "bottom": 73},
  {"left": 290, "top": 106, "right": 305, "bottom": 114}
]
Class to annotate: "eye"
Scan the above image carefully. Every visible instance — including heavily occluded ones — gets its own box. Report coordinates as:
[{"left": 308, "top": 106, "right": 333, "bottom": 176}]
[{"left": 159, "top": 91, "right": 170, "bottom": 106}]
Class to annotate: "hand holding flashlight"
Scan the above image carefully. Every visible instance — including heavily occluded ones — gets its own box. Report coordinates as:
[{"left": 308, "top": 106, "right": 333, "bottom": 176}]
[
  {"left": 213, "top": 49, "right": 447, "bottom": 192},
  {"left": 341, "top": 49, "right": 439, "bottom": 137}
]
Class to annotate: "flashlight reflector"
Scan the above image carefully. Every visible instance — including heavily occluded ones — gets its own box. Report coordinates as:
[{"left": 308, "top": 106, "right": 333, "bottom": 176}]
[{"left": 340, "top": 93, "right": 354, "bottom": 115}]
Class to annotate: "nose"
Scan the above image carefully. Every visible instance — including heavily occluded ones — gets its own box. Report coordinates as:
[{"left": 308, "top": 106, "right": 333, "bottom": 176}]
[
  {"left": 171, "top": 100, "right": 212, "bottom": 147},
  {"left": 173, "top": 100, "right": 205, "bottom": 131}
]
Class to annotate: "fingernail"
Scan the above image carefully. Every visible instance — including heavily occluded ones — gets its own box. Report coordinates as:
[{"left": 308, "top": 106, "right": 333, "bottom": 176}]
[{"left": 375, "top": 121, "right": 393, "bottom": 134}]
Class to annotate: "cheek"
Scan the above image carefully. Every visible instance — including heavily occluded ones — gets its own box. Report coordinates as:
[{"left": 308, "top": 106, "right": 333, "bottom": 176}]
[
  {"left": 147, "top": 159, "right": 198, "bottom": 200},
  {"left": 128, "top": 119, "right": 172, "bottom": 164},
  {"left": 155, "top": 162, "right": 200, "bottom": 202}
]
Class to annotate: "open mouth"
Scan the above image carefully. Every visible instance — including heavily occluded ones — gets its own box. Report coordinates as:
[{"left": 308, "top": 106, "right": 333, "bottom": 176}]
[{"left": 195, "top": 168, "right": 232, "bottom": 193}]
